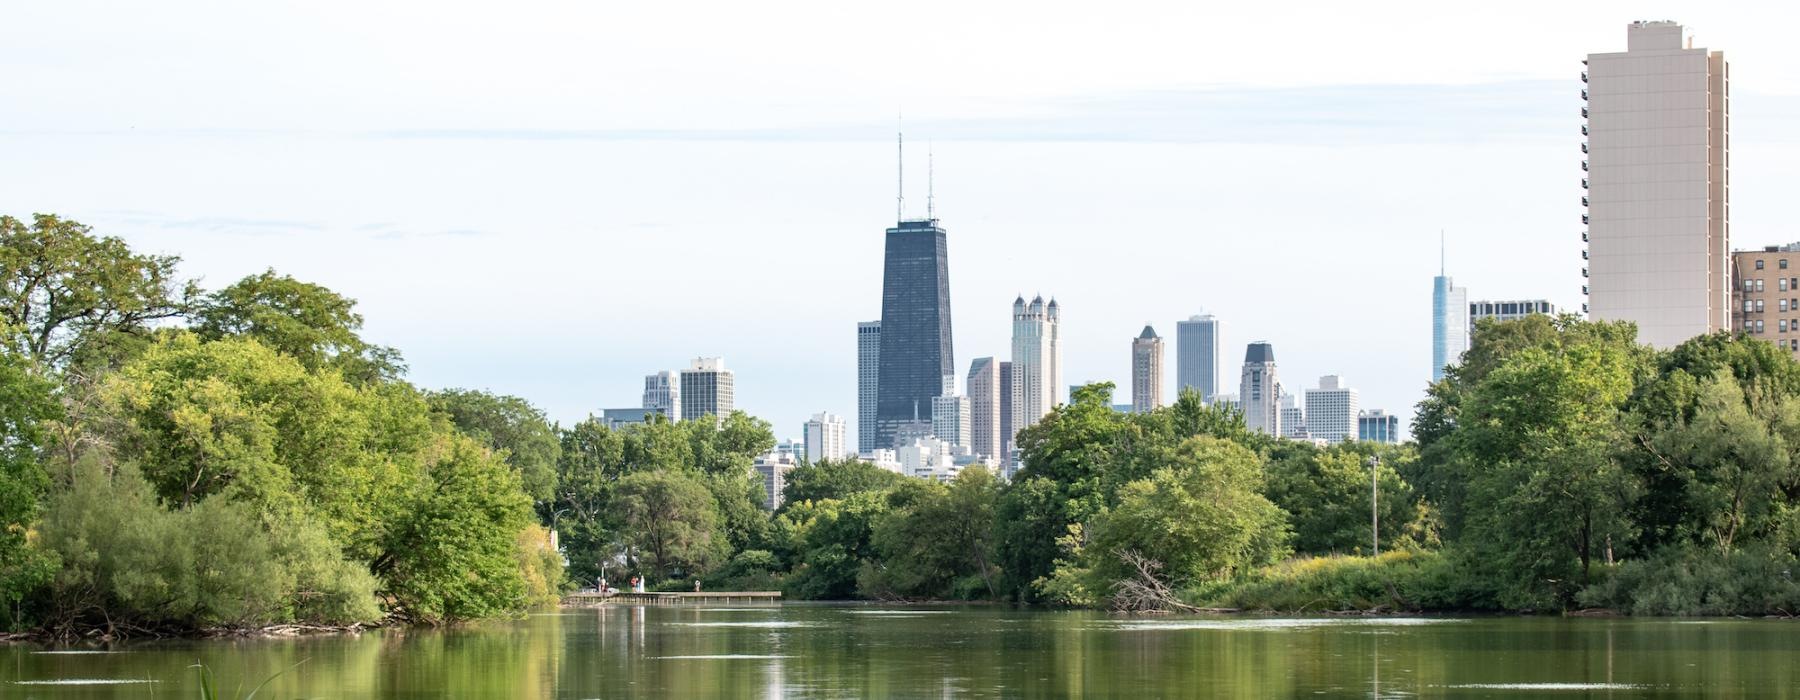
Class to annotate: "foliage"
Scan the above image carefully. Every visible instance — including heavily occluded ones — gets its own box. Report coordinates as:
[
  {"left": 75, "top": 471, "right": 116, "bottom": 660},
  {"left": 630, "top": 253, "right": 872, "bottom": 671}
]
[
  {"left": 780, "top": 492, "right": 890, "bottom": 600},
  {"left": 781, "top": 458, "right": 906, "bottom": 507},
  {"left": 38, "top": 460, "right": 379, "bottom": 632},
  {"left": 612, "top": 469, "right": 727, "bottom": 582},
  {"left": 1191, "top": 551, "right": 1497, "bottom": 613},
  {"left": 0, "top": 214, "right": 197, "bottom": 369},
  {"left": 1264, "top": 441, "right": 1434, "bottom": 555},
  {"left": 429, "top": 388, "right": 561, "bottom": 503},
  {"left": 377, "top": 438, "right": 535, "bottom": 623},
  {"left": 1069, "top": 437, "right": 1289, "bottom": 603},
  {"left": 1577, "top": 545, "right": 1800, "bottom": 616},
  {"left": 864, "top": 467, "right": 1002, "bottom": 600},
  {"left": 516, "top": 525, "right": 568, "bottom": 606},
  {"left": 0, "top": 349, "right": 58, "bottom": 630},
  {"left": 193, "top": 269, "right": 403, "bottom": 383}
]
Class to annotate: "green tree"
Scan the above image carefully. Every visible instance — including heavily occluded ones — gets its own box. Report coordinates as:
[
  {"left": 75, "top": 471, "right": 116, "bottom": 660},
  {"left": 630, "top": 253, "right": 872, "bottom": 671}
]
[
  {"left": 866, "top": 466, "right": 1002, "bottom": 599},
  {"left": 612, "top": 469, "right": 727, "bottom": 581},
  {"left": 1084, "top": 437, "right": 1289, "bottom": 594},
  {"left": 0, "top": 214, "right": 196, "bottom": 368},
  {"left": 781, "top": 458, "right": 906, "bottom": 507},
  {"left": 782, "top": 491, "right": 889, "bottom": 599},
  {"left": 428, "top": 388, "right": 561, "bottom": 503},
  {"left": 1264, "top": 442, "right": 1430, "bottom": 555},
  {"left": 376, "top": 438, "right": 535, "bottom": 623},
  {"left": 193, "top": 269, "right": 403, "bottom": 382},
  {"left": 553, "top": 418, "right": 627, "bottom": 583},
  {"left": 0, "top": 349, "right": 58, "bottom": 629}
]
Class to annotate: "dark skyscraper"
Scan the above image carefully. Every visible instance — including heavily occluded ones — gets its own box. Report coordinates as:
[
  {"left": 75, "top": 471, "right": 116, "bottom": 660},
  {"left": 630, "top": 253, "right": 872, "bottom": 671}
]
[
  {"left": 999, "top": 360, "right": 1014, "bottom": 460},
  {"left": 875, "top": 218, "right": 954, "bottom": 449}
]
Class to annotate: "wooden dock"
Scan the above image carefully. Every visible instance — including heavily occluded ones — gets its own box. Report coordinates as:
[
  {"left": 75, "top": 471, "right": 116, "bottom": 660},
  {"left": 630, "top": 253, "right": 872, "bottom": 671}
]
[{"left": 563, "top": 591, "right": 783, "bottom": 606}]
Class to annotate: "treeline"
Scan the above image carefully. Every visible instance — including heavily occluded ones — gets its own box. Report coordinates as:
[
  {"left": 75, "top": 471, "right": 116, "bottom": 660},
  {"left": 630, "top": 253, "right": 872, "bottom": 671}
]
[{"left": 0, "top": 215, "right": 565, "bottom": 636}]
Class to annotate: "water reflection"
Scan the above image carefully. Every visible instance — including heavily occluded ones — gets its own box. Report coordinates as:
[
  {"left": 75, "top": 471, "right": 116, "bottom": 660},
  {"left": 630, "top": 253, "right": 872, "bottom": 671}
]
[{"left": 4, "top": 609, "right": 1799, "bottom": 697}]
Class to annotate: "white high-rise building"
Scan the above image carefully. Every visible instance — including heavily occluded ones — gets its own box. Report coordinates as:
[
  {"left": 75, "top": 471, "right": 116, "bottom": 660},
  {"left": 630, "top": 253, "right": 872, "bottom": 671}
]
[
  {"left": 967, "top": 357, "right": 1001, "bottom": 461},
  {"left": 803, "top": 412, "right": 848, "bottom": 463},
  {"left": 752, "top": 450, "right": 798, "bottom": 510},
  {"left": 1470, "top": 300, "right": 1559, "bottom": 327},
  {"left": 1432, "top": 244, "right": 1470, "bottom": 384},
  {"left": 641, "top": 371, "right": 680, "bottom": 422},
  {"left": 1175, "top": 314, "right": 1219, "bottom": 402},
  {"left": 1239, "top": 342, "right": 1280, "bottom": 436},
  {"left": 679, "top": 357, "right": 734, "bottom": 422},
  {"left": 930, "top": 394, "right": 971, "bottom": 450},
  {"left": 1010, "top": 295, "right": 1063, "bottom": 441},
  {"left": 1131, "top": 325, "right": 1164, "bottom": 413},
  {"left": 1280, "top": 392, "right": 1309, "bottom": 441},
  {"left": 857, "top": 320, "right": 881, "bottom": 451},
  {"left": 1584, "top": 21, "right": 1730, "bottom": 348},
  {"left": 1304, "top": 375, "right": 1359, "bottom": 444}
]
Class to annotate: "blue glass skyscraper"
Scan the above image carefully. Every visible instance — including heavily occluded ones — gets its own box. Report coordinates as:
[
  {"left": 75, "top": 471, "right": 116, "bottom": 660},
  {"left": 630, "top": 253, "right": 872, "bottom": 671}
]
[{"left": 875, "top": 218, "right": 954, "bottom": 449}]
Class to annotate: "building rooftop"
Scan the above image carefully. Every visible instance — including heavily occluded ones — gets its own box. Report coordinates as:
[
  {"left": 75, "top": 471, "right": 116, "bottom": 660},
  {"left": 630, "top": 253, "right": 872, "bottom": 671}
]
[
  {"left": 1244, "top": 342, "right": 1275, "bottom": 364},
  {"left": 1138, "top": 325, "right": 1158, "bottom": 340}
]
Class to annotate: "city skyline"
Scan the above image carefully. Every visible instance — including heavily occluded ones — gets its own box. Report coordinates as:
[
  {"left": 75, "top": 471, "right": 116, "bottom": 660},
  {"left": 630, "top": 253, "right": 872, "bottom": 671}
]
[{"left": 9, "top": 6, "right": 1800, "bottom": 441}]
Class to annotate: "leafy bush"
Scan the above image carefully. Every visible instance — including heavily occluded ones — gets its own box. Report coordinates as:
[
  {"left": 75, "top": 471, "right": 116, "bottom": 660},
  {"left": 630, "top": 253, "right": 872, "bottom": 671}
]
[
  {"left": 1191, "top": 551, "right": 1500, "bottom": 612},
  {"left": 1577, "top": 546, "right": 1800, "bottom": 616}
]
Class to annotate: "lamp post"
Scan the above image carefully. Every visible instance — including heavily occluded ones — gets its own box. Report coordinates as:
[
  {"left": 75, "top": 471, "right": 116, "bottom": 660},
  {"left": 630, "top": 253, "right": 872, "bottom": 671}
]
[{"left": 1367, "top": 454, "right": 1381, "bottom": 556}]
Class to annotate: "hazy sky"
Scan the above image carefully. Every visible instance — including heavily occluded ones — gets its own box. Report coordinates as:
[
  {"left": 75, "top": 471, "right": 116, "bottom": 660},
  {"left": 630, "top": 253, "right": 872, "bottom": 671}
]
[{"left": 5, "top": 2, "right": 1798, "bottom": 442}]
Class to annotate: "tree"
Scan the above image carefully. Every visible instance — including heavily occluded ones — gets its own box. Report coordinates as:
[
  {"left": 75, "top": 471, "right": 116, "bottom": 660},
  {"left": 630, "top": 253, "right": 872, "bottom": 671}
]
[
  {"left": 1084, "top": 437, "right": 1289, "bottom": 592},
  {"left": 1264, "top": 442, "right": 1430, "bottom": 555},
  {"left": 553, "top": 418, "right": 627, "bottom": 583},
  {"left": 781, "top": 458, "right": 906, "bottom": 507},
  {"left": 193, "top": 269, "right": 403, "bottom": 382},
  {"left": 1452, "top": 331, "right": 1645, "bottom": 608},
  {"left": 781, "top": 491, "right": 889, "bottom": 599},
  {"left": 0, "top": 349, "right": 58, "bottom": 629},
  {"left": 428, "top": 389, "right": 561, "bottom": 503},
  {"left": 867, "top": 467, "right": 1002, "bottom": 599},
  {"left": 0, "top": 214, "right": 196, "bottom": 369},
  {"left": 612, "top": 470, "right": 727, "bottom": 581},
  {"left": 377, "top": 438, "right": 536, "bottom": 623}
]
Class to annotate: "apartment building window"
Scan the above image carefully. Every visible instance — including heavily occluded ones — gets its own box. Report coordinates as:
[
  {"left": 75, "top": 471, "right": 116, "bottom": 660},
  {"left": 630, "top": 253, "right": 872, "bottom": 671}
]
[
  {"left": 1783, "top": 278, "right": 1791, "bottom": 292},
  {"left": 1758, "top": 320, "right": 1766, "bottom": 333},
  {"left": 1758, "top": 279, "right": 1767, "bottom": 292},
  {"left": 1744, "top": 300, "right": 1755, "bottom": 313},
  {"left": 1745, "top": 320, "right": 1755, "bottom": 332},
  {"left": 1757, "top": 260, "right": 1767, "bottom": 270},
  {"left": 1782, "top": 320, "right": 1789, "bottom": 332},
  {"left": 1784, "top": 259, "right": 1791, "bottom": 270},
  {"left": 1744, "top": 279, "right": 1756, "bottom": 293},
  {"left": 1782, "top": 299, "right": 1790, "bottom": 312},
  {"left": 1757, "top": 300, "right": 1766, "bottom": 313}
]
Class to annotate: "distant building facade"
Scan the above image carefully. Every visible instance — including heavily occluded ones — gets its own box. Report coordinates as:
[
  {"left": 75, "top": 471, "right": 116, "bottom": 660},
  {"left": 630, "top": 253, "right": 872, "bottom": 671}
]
[
  {"left": 679, "top": 357, "right": 734, "bottom": 422},
  {"left": 1175, "top": 314, "right": 1219, "bottom": 402},
  {"left": 857, "top": 320, "right": 881, "bottom": 452},
  {"left": 753, "top": 450, "right": 798, "bottom": 510},
  {"left": 931, "top": 394, "right": 971, "bottom": 450},
  {"left": 875, "top": 219, "right": 955, "bottom": 450},
  {"left": 1239, "top": 342, "right": 1281, "bottom": 436},
  {"left": 967, "top": 357, "right": 1001, "bottom": 460},
  {"left": 804, "top": 412, "right": 848, "bottom": 463},
  {"left": 1303, "top": 375, "right": 1359, "bottom": 444},
  {"left": 1432, "top": 272, "right": 1469, "bottom": 383},
  {"left": 999, "top": 360, "right": 1015, "bottom": 463},
  {"left": 1280, "top": 393, "right": 1308, "bottom": 441},
  {"left": 1469, "top": 300, "right": 1559, "bottom": 327},
  {"left": 1131, "top": 325, "right": 1164, "bottom": 413},
  {"left": 1732, "top": 245, "right": 1800, "bottom": 357},
  {"left": 641, "top": 371, "right": 680, "bottom": 423},
  {"left": 598, "top": 407, "right": 666, "bottom": 430},
  {"left": 1358, "top": 409, "right": 1401, "bottom": 444},
  {"left": 1584, "top": 21, "right": 1730, "bottom": 348},
  {"left": 1010, "top": 295, "right": 1063, "bottom": 440}
]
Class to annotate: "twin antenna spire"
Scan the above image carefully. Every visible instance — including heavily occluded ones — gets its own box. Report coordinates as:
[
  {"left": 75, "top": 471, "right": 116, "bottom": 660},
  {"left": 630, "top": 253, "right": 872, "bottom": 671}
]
[{"left": 895, "top": 124, "right": 935, "bottom": 222}]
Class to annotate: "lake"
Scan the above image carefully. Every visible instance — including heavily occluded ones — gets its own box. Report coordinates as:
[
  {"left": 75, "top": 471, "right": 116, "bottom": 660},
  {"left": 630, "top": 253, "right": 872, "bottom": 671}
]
[{"left": 5, "top": 605, "right": 1799, "bottom": 697}]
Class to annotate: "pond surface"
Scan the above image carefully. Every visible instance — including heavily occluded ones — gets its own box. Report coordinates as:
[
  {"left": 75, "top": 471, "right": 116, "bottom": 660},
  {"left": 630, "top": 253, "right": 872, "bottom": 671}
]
[{"left": 4, "top": 605, "right": 1799, "bottom": 697}]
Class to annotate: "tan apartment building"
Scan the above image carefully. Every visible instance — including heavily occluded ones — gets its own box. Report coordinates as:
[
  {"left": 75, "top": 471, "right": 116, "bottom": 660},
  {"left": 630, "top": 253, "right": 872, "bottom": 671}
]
[
  {"left": 1583, "top": 21, "right": 1730, "bottom": 348},
  {"left": 1733, "top": 246, "right": 1800, "bottom": 356}
]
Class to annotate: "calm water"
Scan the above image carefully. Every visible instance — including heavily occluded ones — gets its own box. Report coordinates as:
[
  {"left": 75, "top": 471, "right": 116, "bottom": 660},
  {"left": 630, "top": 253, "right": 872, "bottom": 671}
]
[{"left": 4, "top": 605, "right": 1799, "bottom": 697}]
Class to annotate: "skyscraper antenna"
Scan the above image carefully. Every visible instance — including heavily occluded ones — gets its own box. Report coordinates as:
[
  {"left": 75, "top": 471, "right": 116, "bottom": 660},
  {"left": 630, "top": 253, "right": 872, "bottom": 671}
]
[
  {"left": 1439, "top": 229, "right": 1446, "bottom": 276},
  {"left": 927, "top": 141, "right": 936, "bottom": 220},
  {"left": 897, "top": 125, "right": 905, "bottom": 222}
]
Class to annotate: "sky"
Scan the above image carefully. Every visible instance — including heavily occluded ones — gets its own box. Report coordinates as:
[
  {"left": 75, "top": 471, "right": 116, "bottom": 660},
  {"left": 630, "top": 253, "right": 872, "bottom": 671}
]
[{"left": 4, "top": 1, "right": 1798, "bottom": 443}]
